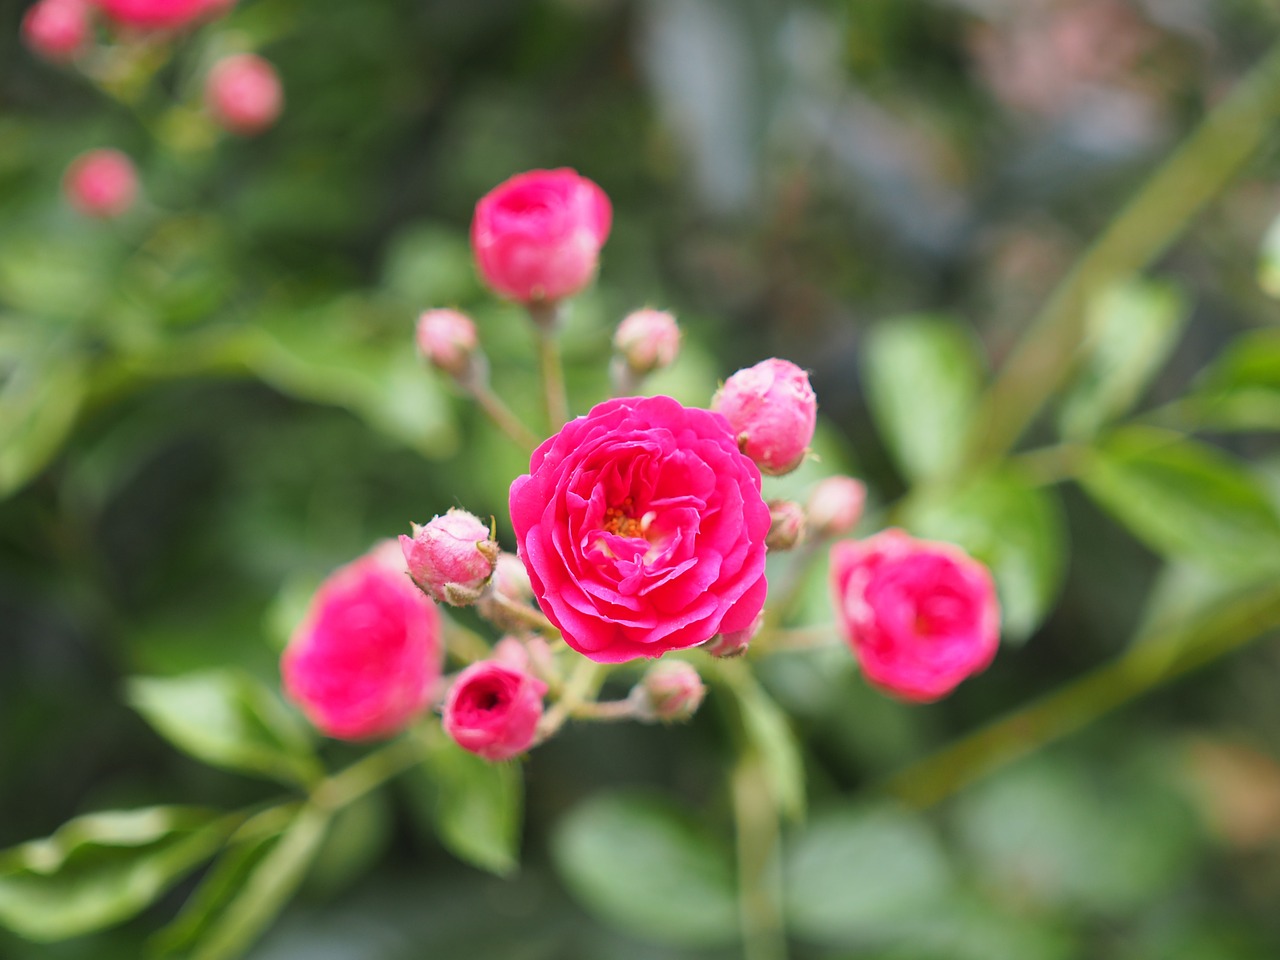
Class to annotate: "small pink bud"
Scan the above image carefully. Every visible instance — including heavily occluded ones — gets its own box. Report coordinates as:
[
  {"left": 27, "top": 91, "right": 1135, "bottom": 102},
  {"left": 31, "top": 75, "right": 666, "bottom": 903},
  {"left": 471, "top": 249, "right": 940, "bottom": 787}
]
[
  {"left": 712, "top": 358, "right": 817, "bottom": 476},
  {"left": 400, "top": 509, "right": 498, "bottom": 605},
  {"left": 614, "top": 309, "right": 681, "bottom": 375},
  {"left": 22, "top": 0, "right": 90, "bottom": 62},
  {"left": 205, "top": 53, "right": 284, "bottom": 137},
  {"left": 705, "top": 611, "right": 763, "bottom": 659},
  {"left": 415, "top": 309, "right": 480, "bottom": 378},
  {"left": 766, "top": 499, "right": 807, "bottom": 551},
  {"left": 635, "top": 660, "right": 705, "bottom": 723},
  {"left": 491, "top": 636, "right": 530, "bottom": 671},
  {"left": 443, "top": 660, "right": 547, "bottom": 761},
  {"left": 63, "top": 149, "right": 138, "bottom": 219},
  {"left": 491, "top": 553, "right": 532, "bottom": 603},
  {"left": 807, "top": 476, "right": 866, "bottom": 538}
]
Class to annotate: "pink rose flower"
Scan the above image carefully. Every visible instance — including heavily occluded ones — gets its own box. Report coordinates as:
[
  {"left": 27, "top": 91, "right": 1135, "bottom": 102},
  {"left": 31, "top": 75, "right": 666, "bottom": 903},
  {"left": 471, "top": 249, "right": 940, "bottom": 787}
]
[
  {"left": 712, "top": 358, "right": 817, "bottom": 476},
  {"left": 63, "top": 149, "right": 138, "bottom": 219},
  {"left": 93, "top": 0, "right": 231, "bottom": 31},
  {"left": 282, "top": 547, "right": 442, "bottom": 739},
  {"left": 399, "top": 508, "right": 498, "bottom": 605},
  {"left": 22, "top": 0, "right": 90, "bottom": 63},
  {"left": 471, "top": 168, "right": 612, "bottom": 306},
  {"left": 830, "top": 529, "right": 1000, "bottom": 702},
  {"left": 443, "top": 661, "right": 547, "bottom": 761},
  {"left": 510, "top": 395, "right": 770, "bottom": 663},
  {"left": 205, "top": 53, "right": 284, "bottom": 136}
]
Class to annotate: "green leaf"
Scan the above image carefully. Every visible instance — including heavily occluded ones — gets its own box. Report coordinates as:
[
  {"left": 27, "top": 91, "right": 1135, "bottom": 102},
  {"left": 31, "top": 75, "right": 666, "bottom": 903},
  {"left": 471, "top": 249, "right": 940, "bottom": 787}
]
[
  {"left": 784, "top": 805, "right": 953, "bottom": 945},
  {"left": 184, "top": 804, "right": 331, "bottom": 960},
  {"left": 862, "top": 315, "right": 984, "bottom": 483},
  {"left": 550, "top": 792, "right": 739, "bottom": 947},
  {"left": 1058, "top": 280, "right": 1190, "bottom": 439},
  {"left": 903, "top": 468, "right": 1067, "bottom": 643},
  {"left": 408, "top": 731, "right": 523, "bottom": 877},
  {"left": 1187, "top": 329, "right": 1280, "bottom": 431},
  {"left": 0, "top": 347, "right": 87, "bottom": 500},
  {"left": 381, "top": 223, "right": 480, "bottom": 307},
  {"left": 0, "top": 808, "right": 230, "bottom": 942},
  {"left": 127, "top": 671, "right": 321, "bottom": 787},
  {"left": 1079, "top": 427, "right": 1280, "bottom": 573},
  {"left": 1258, "top": 210, "right": 1280, "bottom": 298}
]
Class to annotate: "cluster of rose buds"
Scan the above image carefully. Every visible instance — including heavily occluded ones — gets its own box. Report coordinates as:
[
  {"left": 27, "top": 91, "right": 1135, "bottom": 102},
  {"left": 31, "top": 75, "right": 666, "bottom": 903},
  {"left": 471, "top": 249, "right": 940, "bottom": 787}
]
[
  {"left": 278, "top": 167, "right": 1004, "bottom": 764},
  {"left": 21, "top": 0, "right": 284, "bottom": 221}
]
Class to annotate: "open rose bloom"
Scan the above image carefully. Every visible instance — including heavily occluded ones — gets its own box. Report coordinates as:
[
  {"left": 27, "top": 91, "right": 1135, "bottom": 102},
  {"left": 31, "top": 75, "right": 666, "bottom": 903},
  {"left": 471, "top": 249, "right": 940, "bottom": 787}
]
[
  {"left": 510, "top": 395, "right": 770, "bottom": 663},
  {"left": 830, "top": 529, "right": 1000, "bottom": 702},
  {"left": 443, "top": 661, "right": 548, "bottom": 761}
]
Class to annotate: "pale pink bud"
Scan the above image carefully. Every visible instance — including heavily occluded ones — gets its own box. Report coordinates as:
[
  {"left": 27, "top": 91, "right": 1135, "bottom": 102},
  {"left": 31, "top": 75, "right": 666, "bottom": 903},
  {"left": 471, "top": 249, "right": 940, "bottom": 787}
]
[
  {"left": 705, "top": 610, "right": 763, "bottom": 658},
  {"left": 830, "top": 530, "right": 1000, "bottom": 702},
  {"left": 766, "top": 499, "right": 807, "bottom": 551},
  {"left": 807, "top": 476, "right": 867, "bottom": 538},
  {"left": 712, "top": 358, "right": 817, "bottom": 476},
  {"left": 282, "top": 546, "right": 443, "bottom": 740},
  {"left": 400, "top": 508, "right": 499, "bottom": 605},
  {"left": 614, "top": 309, "right": 681, "bottom": 375},
  {"left": 22, "top": 0, "right": 90, "bottom": 62},
  {"left": 491, "top": 636, "right": 530, "bottom": 671},
  {"left": 491, "top": 553, "right": 532, "bottom": 603},
  {"left": 443, "top": 660, "right": 547, "bottom": 761},
  {"left": 636, "top": 660, "right": 705, "bottom": 723},
  {"left": 63, "top": 149, "right": 138, "bottom": 219},
  {"left": 415, "top": 309, "right": 479, "bottom": 378},
  {"left": 205, "top": 53, "right": 283, "bottom": 137},
  {"left": 471, "top": 168, "right": 612, "bottom": 306}
]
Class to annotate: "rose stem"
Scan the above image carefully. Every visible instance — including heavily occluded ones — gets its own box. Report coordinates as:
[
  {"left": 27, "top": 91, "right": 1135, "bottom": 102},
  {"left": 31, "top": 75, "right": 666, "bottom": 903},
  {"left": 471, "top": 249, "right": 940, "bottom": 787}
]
[
  {"left": 528, "top": 302, "right": 570, "bottom": 429},
  {"left": 733, "top": 755, "right": 788, "bottom": 960},
  {"left": 464, "top": 380, "right": 540, "bottom": 451},
  {"left": 535, "top": 659, "right": 606, "bottom": 744}
]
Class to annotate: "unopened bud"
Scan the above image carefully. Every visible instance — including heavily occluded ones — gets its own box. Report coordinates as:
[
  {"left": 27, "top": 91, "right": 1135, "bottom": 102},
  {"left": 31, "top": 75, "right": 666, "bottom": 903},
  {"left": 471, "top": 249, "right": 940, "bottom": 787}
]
[
  {"left": 705, "top": 611, "right": 763, "bottom": 659},
  {"left": 712, "top": 358, "right": 816, "bottom": 476},
  {"left": 807, "top": 476, "right": 866, "bottom": 537},
  {"left": 64, "top": 149, "right": 138, "bottom": 220},
  {"left": 416, "top": 309, "right": 481, "bottom": 380},
  {"left": 22, "top": 0, "right": 89, "bottom": 63},
  {"left": 399, "top": 509, "right": 499, "bottom": 605},
  {"left": 635, "top": 660, "right": 705, "bottom": 723},
  {"left": 766, "top": 499, "right": 806, "bottom": 551},
  {"left": 206, "top": 53, "right": 284, "bottom": 137},
  {"left": 614, "top": 309, "right": 681, "bottom": 375}
]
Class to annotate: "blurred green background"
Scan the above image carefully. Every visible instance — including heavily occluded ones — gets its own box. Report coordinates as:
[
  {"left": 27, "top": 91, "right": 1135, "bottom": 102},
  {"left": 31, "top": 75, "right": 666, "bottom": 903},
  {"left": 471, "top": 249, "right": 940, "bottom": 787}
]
[{"left": 4, "top": 0, "right": 1280, "bottom": 957}]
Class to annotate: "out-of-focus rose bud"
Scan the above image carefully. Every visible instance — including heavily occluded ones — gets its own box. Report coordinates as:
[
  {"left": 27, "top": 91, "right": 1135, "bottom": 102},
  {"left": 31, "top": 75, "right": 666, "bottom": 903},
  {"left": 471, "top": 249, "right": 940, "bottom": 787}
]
[
  {"left": 614, "top": 309, "right": 680, "bottom": 375},
  {"left": 22, "top": 0, "right": 90, "bottom": 63},
  {"left": 400, "top": 509, "right": 499, "bottom": 605},
  {"left": 282, "top": 546, "right": 442, "bottom": 740},
  {"left": 705, "top": 610, "right": 763, "bottom": 659},
  {"left": 415, "top": 309, "right": 480, "bottom": 379},
  {"left": 471, "top": 168, "right": 612, "bottom": 307},
  {"left": 93, "top": 0, "right": 233, "bottom": 32},
  {"left": 712, "top": 358, "right": 817, "bottom": 476},
  {"left": 64, "top": 149, "right": 138, "bottom": 219},
  {"left": 491, "top": 553, "right": 532, "bottom": 603},
  {"left": 634, "top": 660, "right": 706, "bottom": 723},
  {"left": 766, "top": 499, "right": 806, "bottom": 551},
  {"left": 830, "top": 529, "right": 1000, "bottom": 702},
  {"left": 443, "top": 660, "right": 547, "bottom": 761},
  {"left": 205, "top": 53, "right": 283, "bottom": 137},
  {"left": 807, "top": 476, "right": 866, "bottom": 538},
  {"left": 491, "top": 635, "right": 530, "bottom": 671}
]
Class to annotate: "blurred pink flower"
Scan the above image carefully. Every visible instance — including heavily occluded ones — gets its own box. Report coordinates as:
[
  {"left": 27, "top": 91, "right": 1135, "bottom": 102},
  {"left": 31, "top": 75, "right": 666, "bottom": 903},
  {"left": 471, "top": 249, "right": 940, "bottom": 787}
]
[
  {"left": 63, "top": 149, "right": 138, "bottom": 219},
  {"left": 22, "top": 0, "right": 90, "bottom": 63},
  {"left": 416, "top": 308, "right": 479, "bottom": 377},
  {"left": 443, "top": 661, "right": 547, "bottom": 761},
  {"left": 206, "top": 53, "right": 283, "bottom": 136},
  {"left": 93, "top": 0, "right": 232, "bottom": 31},
  {"left": 830, "top": 529, "right": 1000, "bottom": 702},
  {"left": 510, "top": 395, "right": 770, "bottom": 663}
]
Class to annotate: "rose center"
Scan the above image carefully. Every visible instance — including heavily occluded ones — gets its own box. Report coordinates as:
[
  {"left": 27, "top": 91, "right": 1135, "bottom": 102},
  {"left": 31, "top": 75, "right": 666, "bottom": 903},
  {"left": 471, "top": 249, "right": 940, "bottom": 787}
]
[{"left": 603, "top": 506, "right": 645, "bottom": 539}]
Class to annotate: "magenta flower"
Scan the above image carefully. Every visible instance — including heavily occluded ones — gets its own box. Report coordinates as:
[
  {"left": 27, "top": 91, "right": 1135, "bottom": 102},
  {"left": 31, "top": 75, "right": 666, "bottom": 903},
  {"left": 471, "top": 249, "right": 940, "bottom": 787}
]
[
  {"left": 93, "top": 0, "right": 231, "bottom": 30},
  {"left": 22, "top": 0, "right": 90, "bottom": 63},
  {"left": 830, "top": 529, "right": 1000, "bottom": 702},
  {"left": 510, "top": 396, "right": 770, "bottom": 663},
  {"left": 205, "top": 53, "right": 284, "bottom": 137},
  {"left": 63, "top": 149, "right": 138, "bottom": 220},
  {"left": 712, "top": 358, "right": 817, "bottom": 476},
  {"left": 471, "top": 168, "right": 612, "bottom": 306},
  {"left": 282, "top": 547, "right": 442, "bottom": 739},
  {"left": 443, "top": 661, "right": 547, "bottom": 761}
]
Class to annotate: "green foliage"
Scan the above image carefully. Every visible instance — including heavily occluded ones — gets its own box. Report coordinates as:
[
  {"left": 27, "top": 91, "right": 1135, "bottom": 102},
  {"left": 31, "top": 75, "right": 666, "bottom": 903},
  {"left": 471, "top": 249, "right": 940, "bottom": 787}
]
[{"left": 1189, "top": 328, "right": 1280, "bottom": 430}]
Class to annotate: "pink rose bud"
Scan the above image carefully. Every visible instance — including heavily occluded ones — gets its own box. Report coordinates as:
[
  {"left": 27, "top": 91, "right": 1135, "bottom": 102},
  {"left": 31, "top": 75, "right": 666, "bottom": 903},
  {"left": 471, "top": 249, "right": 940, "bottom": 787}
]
[
  {"left": 491, "top": 635, "right": 530, "bottom": 671},
  {"left": 400, "top": 508, "right": 499, "bottom": 606},
  {"left": 22, "top": 0, "right": 90, "bottom": 63},
  {"left": 471, "top": 168, "right": 612, "bottom": 306},
  {"left": 415, "top": 308, "right": 480, "bottom": 378},
  {"left": 63, "top": 149, "right": 138, "bottom": 219},
  {"left": 807, "top": 476, "right": 867, "bottom": 538},
  {"left": 830, "top": 529, "right": 1000, "bottom": 703},
  {"left": 712, "top": 358, "right": 817, "bottom": 476},
  {"left": 635, "top": 660, "right": 706, "bottom": 723},
  {"left": 705, "top": 610, "right": 762, "bottom": 658},
  {"left": 93, "top": 0, "right": 234, "bottom": 31},
  {"left": 205, "top": 53, "right": 283, "bottom": 137},
  {"left": 282, "top": 546, "right": 443, "bottom": 739},
  {"left": 766, "top": 499, "right": 807, "bottom": 551},
  {"left": 443, "top": 660, "right": 548, "bottom": 761},
  {"left": 614, "top": 309, "right": 681, "bottom": 375},
  {"left": 491, "top": 552, "right": 533, "bottom": 603}
]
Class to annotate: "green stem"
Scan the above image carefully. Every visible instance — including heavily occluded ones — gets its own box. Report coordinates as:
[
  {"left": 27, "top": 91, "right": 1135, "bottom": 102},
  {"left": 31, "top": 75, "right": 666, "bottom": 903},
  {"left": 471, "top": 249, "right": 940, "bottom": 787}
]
[
  {"left": 536, "top": 659, "right": 607, "bottom": 743},
  {"left": 733, "top": 756, "right": 788, "bottom": 960},
  {"left": 312, "top": 735, "right": 428, "bottom": 812},
  {"left": 536, "top": 326, "right": 570, "bottom": 429},
  {"left": 752, "top": 623, "right": 841, "bottom": 656},
  {"left": 970, "top": 40, "right": 1280, "bottom": 464},
  {"left": 880, "top": 580, "right": 1280, "bottom": 809},
  {"left": 1009, "top": 442, "right": 1090, "bottom": 487},
  {"left": 762, "top": 537, "right": 823, "bottom": 633},
  {"left": 467, "top": 381, "right": 540, "bottom": 451}
]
